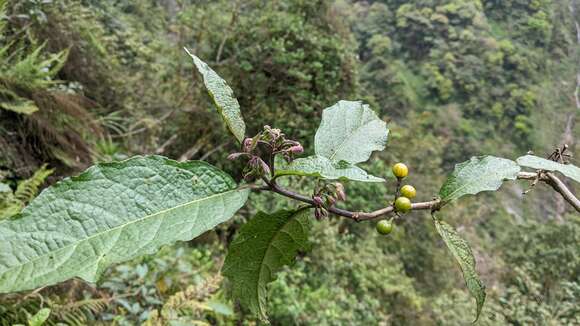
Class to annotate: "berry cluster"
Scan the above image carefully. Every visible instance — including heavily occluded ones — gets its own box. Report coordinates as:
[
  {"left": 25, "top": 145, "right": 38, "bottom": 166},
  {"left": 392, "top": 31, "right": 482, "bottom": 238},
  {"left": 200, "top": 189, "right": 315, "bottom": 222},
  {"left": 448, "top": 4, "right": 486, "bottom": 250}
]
[{"left": 376, "top": 163, "right": 417, "bottom": 236}]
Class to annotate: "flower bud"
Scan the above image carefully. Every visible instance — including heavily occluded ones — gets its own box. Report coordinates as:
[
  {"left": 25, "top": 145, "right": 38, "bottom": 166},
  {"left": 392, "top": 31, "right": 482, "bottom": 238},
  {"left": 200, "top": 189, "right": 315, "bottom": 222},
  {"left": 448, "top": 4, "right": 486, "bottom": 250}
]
[
  {"left": 326, "top": 196, "right": 336, "bottom": 206},
  {"left": 243, "top": 138, "right": 253, "bottom": 152},
  {"left": 288, "top": 144, "right": 303, "bottom": 154},
  {"left": 258, "top": 158, "right": 271, "bottom": 176},
  {"left": 335, "top": 183, "right": 346, "bottom": 201},
  {"left": 314, "top": 208, "right": 322, "bottom": 220},
  {"left": 313, "top": 195, "right": 324, "bottom": 207}
]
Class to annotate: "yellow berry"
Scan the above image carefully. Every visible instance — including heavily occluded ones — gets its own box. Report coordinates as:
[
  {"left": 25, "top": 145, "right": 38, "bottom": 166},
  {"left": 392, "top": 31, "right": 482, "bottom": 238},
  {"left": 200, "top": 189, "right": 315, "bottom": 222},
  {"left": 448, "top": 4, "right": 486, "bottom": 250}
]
[
  {"left": 395, "top": 197, "right": 412, "bottom": 213},
  {"left": 400, "top": 185, "right": 416, "bottom": 199},
  {"left": 392, "top": 163, "right": 409, "bottom": 179}
]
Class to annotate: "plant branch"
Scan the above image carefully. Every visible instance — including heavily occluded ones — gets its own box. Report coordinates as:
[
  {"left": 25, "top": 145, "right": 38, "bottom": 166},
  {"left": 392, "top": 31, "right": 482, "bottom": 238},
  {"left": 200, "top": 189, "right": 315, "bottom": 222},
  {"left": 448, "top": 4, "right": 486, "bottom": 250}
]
[
  {"left": 517, "top": 172, "right": 579, "bottom": 212},
  {"left": 262, "top": 177, "right": 440, "bottom": 221},
  {"left": 256, "top": 171, "right": 580, "bottom": 222}
]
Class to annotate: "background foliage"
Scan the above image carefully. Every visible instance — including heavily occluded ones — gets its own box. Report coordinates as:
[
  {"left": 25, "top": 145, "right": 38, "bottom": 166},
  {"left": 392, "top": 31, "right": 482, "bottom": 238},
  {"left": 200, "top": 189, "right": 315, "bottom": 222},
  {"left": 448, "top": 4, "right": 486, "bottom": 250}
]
[{"left": 0, "top": 0, "right": 578, "bottom": 324}]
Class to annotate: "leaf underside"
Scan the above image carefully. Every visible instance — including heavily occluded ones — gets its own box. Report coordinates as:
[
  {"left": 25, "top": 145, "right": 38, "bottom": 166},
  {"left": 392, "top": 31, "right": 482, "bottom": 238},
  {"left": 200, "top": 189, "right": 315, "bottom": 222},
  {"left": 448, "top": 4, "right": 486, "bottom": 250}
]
[
  {"left": 315, "top": 100, "right": 388, "bottom": 164},
  {"left": 439, "top": 156, "right": 520, "bottom": 205},
  {"left": 516, "top": 155, "right": 580, "bottom": 183},
  {"left": 0, "top": 155, "right": 249, "bottom": 293},
  {"left": 285, "top": 100, "right": 388, "bottom": 182},
  {"left": 275, "top": 156, "right": 385, "bottom": 182},
  {"left": 185, "top": 48, "right": 246, "bottom": 143},
  {"left": 434, "top": 219, "right": 486, "bottom": 323},
  {"left": 222, "top": 209, "right": 312, "bottom": 321}
]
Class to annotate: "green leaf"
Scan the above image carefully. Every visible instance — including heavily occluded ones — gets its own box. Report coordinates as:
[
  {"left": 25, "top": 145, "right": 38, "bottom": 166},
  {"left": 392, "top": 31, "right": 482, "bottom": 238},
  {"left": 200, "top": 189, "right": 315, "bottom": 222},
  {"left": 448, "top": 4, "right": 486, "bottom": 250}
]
[
  {"left": 28, "top": 308, "right": 51, "bottom": 326},
  {"left": 439, "top": 156, "right": 520, "bottom": 205},
  {"left": 222, "top": 209, "right": 312, "bottom": 321},
  {"left": 517, "top": 155, "right": 580, "bottom": 183},
  {"left": 0, "top": 155, "right": 249, "bottom": 293},
  {"left": 185, "top": 48, "right": 246, "bottom": 143},
  {"left": 281, "top": 101, "right": 388, "bottom": 182},
  {"left": 275, "top": 156, "right": 384, "bottom": 182},
  {"left": 314, "top": 100, "right": 388, "bottom": 164},
  {"left": 434, "top": 219, "right": 486, "bottom": 322}
]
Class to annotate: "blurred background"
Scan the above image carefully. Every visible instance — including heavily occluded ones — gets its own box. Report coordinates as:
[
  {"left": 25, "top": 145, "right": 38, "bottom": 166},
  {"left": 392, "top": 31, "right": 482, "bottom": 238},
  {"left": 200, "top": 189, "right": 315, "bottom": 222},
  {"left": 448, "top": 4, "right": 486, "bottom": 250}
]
[{"left": 0, "top": 0, "right": 578, "bottom": 324}]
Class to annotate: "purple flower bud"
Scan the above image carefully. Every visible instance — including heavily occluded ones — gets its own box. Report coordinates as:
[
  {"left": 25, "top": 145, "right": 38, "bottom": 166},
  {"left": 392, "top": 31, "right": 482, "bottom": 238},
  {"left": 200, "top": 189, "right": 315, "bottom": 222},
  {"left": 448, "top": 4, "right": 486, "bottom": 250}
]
[
  {"left": 313, "top": 196, "right": 324, "bottom": 207},
  {"left": 314, "top": 208, "right": 321, "bottom": 220},
  {"left": 243, "top": 138, "right": 253, "bottom": 152},
  {"left": 259, "top": 158, "right": 271, "bottom": 176},
  {"left": 248, "top": 156, "right": 259, "bottom": 166},
  {"left": 288, "top": 144, "right": 303, "bottom": 154}
]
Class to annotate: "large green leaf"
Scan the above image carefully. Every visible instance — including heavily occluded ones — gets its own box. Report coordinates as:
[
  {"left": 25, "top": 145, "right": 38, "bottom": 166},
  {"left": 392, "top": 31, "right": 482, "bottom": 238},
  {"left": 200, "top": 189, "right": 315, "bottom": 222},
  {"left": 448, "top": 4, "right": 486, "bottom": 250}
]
[
  {"left": 0, "top": 156, "right": 249, "bottom": 293},
  {"left": 222, "top": 209, "right": 311, "bottom": 321},
  {"left": 517, "top": 155, "right": 580, "bottom": 183},
  {"left": 275, "top": 156, "right": 384, "bottom": 182},
  {"left": 439, "top": 156, "right": 520, "bottom": 205},
  {"left": 314, "top": 100, "right": 388, "bottom": 164},
  {"left": 434, "top": 219, "right": 486, "bottom": 322},
  {"left": 185, "top": 48, "right": 246, "bottom": 143}
]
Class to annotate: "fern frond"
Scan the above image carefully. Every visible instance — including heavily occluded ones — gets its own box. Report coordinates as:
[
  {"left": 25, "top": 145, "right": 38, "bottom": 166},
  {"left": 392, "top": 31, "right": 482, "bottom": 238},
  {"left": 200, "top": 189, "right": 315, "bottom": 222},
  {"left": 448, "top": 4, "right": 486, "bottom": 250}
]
[
  {"left": 0, "top": 165, "right": 52, "bottom": 219},
  {"left": 0, "top": 295, "right": 112, "bottom": 326},
  {"left": 2, "top": 44, "right": 68, "bottom": 91},
  {"left": 0, "top": 0, "right": 7, "bottom": 34},
  {"left": 48, "top": 296, "right": 114, "bottom": 325},
  {"left": 0, "top": 87, "right": 39, "bottom": 114},
  {"left": 14, "top": 164, "right": 53, "bottom": 204},
  {"left": 159, "top": 274, "right": 224, "bottom": 320}
]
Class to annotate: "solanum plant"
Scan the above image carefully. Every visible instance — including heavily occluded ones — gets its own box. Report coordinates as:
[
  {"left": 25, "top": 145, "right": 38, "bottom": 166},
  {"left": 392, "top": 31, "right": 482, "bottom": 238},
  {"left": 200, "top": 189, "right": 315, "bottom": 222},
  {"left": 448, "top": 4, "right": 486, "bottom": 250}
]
[{"left": 1, "top": 50, "right": 579, "bottom": 323}]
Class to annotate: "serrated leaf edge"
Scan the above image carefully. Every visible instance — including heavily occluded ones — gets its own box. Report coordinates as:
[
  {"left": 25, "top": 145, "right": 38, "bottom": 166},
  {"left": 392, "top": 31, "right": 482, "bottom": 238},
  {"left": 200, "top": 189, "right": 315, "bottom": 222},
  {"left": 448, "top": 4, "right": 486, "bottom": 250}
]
[
  {"left": 434, "top": 219, "right": 486, "bottom": 323},
  {"left": 439, "top": 156, "right": 520, "bottom": 205}
]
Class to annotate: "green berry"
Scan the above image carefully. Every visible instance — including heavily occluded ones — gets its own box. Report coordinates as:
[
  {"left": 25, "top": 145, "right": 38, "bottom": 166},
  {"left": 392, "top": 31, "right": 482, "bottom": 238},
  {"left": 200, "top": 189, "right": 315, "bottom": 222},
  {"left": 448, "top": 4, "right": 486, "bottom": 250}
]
[
  {"left": 376, "top": 220, "right": 393, "bottom": 235},
  {"left": 400, "top": 185, "right": 416, "bottom": 199},
  {"left": 392, "top": 163, "right": 409, "bottom": 179},
  {"left": 395, "top": 196, "right": 412, "bottom": 213}
]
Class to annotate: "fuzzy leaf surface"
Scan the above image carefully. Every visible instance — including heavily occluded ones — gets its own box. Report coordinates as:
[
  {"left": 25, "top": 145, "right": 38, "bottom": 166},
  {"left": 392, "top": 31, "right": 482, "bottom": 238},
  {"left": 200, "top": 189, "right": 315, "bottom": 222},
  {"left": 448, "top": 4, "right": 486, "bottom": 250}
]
[
  {"left": 314, "top": 100, "right": 388, "bottom": 164},
  {"left": 434, "top": 219, "right": 486, "bottom": 322},
  {"left": 517, "top": 155, "right": 580, "bottom": 183},
  {"left": 0, "top": 155, "right": 249, "bottom": 293},
  {"left": 186, "top": 49, "right": 246, "bottom": 143},
  {"left": 222, "top": 209, "right": 311, "bottom": 321},
  {"left": 439, "top": 156, "right": 520, "bottom": 205}
]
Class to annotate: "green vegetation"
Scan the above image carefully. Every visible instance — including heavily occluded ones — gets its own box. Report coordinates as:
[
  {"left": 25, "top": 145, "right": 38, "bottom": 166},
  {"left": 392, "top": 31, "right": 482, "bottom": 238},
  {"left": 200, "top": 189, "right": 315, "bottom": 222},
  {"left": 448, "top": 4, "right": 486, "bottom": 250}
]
[{"left": 0, "top": 0, "right": 578, "bottom": 325}]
